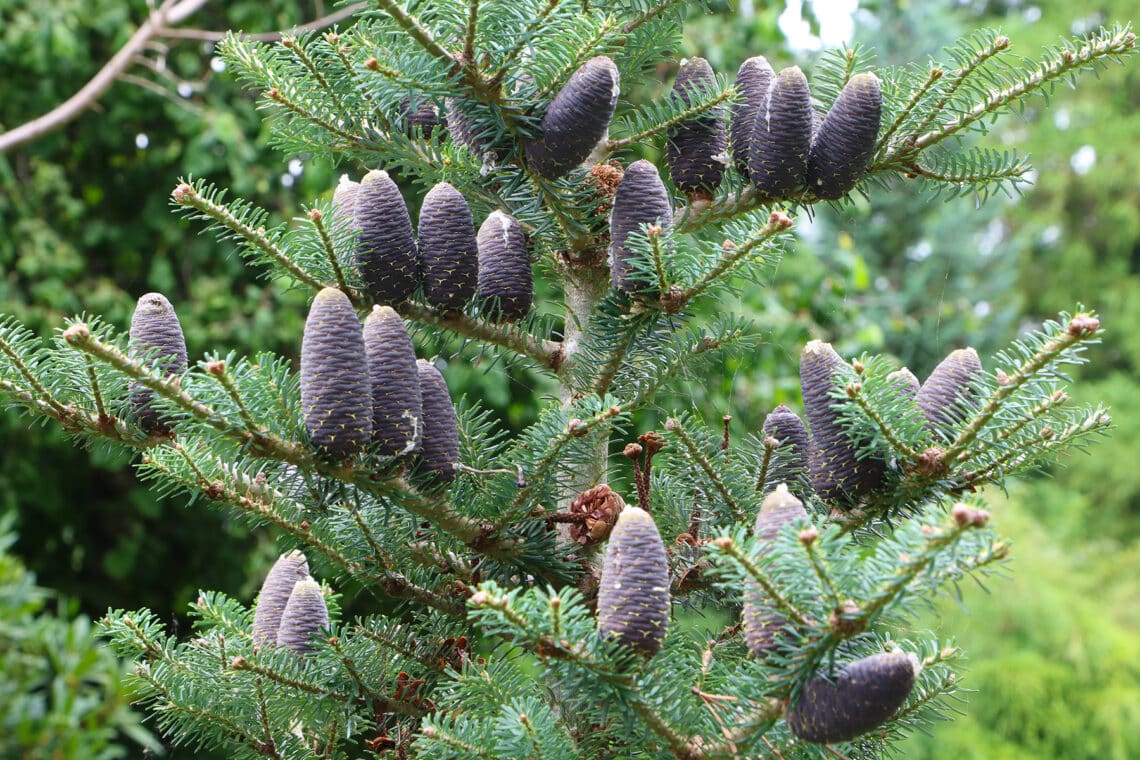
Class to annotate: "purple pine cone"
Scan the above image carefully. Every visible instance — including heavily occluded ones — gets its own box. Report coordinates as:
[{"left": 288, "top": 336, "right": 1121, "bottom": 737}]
[
  {"left": 666, "top": 57, "right": 727, "bottom": 197},
  {"left": 419, "top": 183, "right": 478, "bottom": 313},
  {"left": 729, "top": 56, "right": 775, "bottom": 180},
  {"left": 597, "top": 506, "right": 671, "bottom": 657},
  {"left": 807, "top": 72, "right": 882, "bottom": 200},
  {"left": 748, "top": 66, "right": 813, "bottom": 199},
  {"left": 917, "top": 348, "right": 984, "bottom": 442},
  {"left": 476, "top": 210, "right": 533, "bottom": 322},
  {"left": 276, "top": 578, "right": 329, "bottom": 655},
  {"left": 412, "top": 359, "right": 459, "bottom": 486},
  {"left": 128, "top": 292, "right": 188, "bottom": 435},
  {"left": 609, "top": 159, "right": 673, "bottom": 297},
  {"left": 355, "top": 170, "right": 420, "bottom": 305},
  {"left": 252, "top": 550, "right": 309, "bottom": 647},
  {"left": 742, "top": 486, "right": 809, "bottom": 658},
  {"left": 526, "top": 56, "right": 620, "bottom": 180},
  {"left": 761, "top": 404, "right": 812, "bottom": 499},
  {"left": 364, "top": 306, "right": 422, "bottom": 457}
]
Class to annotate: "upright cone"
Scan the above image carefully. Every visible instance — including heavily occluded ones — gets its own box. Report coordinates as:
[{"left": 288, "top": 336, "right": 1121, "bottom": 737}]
[
  {"left": 742, "top": 486, "right": 809, "bottom": 658},
  {"left": 476, "top": 210, "right": 533, "bottom": 322},
  {"left": 401, "top": 96, "right": 441, "bottom": 138},
  {"left": 276, "top": 578, "right": 330, "bottom": 655},
  {"left": 412, "top": 359, "right": 459, "bottom": 485},
  {"left": 419, "top": 183, "right": 479, "bottom": 313},
  {"left": 300, "top": 288, "right": 372, "bottom": 460},
  {"left": 665, "top": 57, "right": 727, "bottom": 197},
  {"left": 597, "top": 506, "right": 670, "bottom": 657},
  {"left": 355, "top": 170, "right": 420, "bottom": 305},
  {"left": 761, "top": 404, "right": 811, "bottom": 498},
  {"left": 252, "top": 550, "right": 309, "bottom": 647},
  {"left": 916, "top": 348, "right": 984, "bottom": 442},
  {"left": 526, "top": 56, "right": 620, "bottom": 180},
  {"left": 332, "top": 175, "right": 361, "bottom": 228},
  {"left": 128, "top": 292, "right": 188, "bottom": 435},
  {"left": 748, "top": 66, "right": 814, "bottom": 198},
  {"left": 888, "top": 367, "right": 921, "bottom": 401},
  {"left": 807, "top": 72, "right": 882, "bottom": 200},
  {"left": 786, "top": 651, "right": 918, "bottom": 743},
  {"left": 729, "top": 56, "right": 775, "bottom": 180},
  {"left": 609, "top": 159, "right": 673, "bottom": 297},
  {"left": 364, "top": 306, "right": 422, "bottom": 457}
]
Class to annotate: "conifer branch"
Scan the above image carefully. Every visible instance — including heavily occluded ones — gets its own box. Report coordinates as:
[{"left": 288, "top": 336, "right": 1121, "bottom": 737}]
[
  {"left": 371, "top": 0, "right": 460, "bottom": 72},
  {"left": 230, "top": 657, "right": 344, "bottom": 701},
  {"left": 954, "top": 390, "right": 1066, "bottom": 468},
  {"left": 801, "top": 536, "right": 842, "bottom": 608},
  {"left": 754, "top": 436, "right": 776, "bottom": 493},
  {"left": 666, "top": 418, "right": 744, "bottom": 522},
  {"left": 264, "top": 86, "right": 365, "bottom": 148},
  {"left": 395, "top": 302, "right": 562, "bottom": 370},
  {"left": 607, "top": 86, "right": 736, "bottom": 152},
  {"left": 673, "top": 212, "right": 792, "bottom": 307},
  {"left": 309, "top": 209, "right": 352, "bottom": 294},
  {"left": 710, "top": 536, "right": 812, "bottom": 628},
  {"left": 281, "top": 36, "right": 349, "bottom": 115},
  {"left": 254, "top": 678, "right": 277, "bottom": 758},
  {"left": 0, "top": 333, "right": 69, "bottom": 417},
  {"left": 911, "top": 34, "right": 1011, "bottom": 141},
  {"left": 622, "top": 0, "right": 687, "bottom": 34},
  {"left": 83, "top": 355, "right": 110, "bottom": 421},
  {"left": 876, "top": 66, "right": 944, "bottom": 153},
  {"left": 489, "top": 0, "right": 560, "bottom": 87},
  {"left": 421, "top": 725, "right": 497, "bottom": 759},
  {"left": 844, "top": 380, "right": 923, "bottom": 462},
  {"left": 205, "top": 360, "right": 260, "bottom": 431}
]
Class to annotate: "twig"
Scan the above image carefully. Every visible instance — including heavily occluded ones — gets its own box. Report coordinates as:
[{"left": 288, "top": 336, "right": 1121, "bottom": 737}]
[
  {"left": 666, "top": 418, "right": 743, "bottom": 522},
  {"left": 395, "top": 301, "right": 562, "bottom": 371},
  {"left": 309, "top": 209, "right": 352, "bottom": 294},
  {"left": 160, "top": 3, "right": 366, "bottom": 42},
  {"left": 607, "top": 86, "right": 736, "bottom": 152}
]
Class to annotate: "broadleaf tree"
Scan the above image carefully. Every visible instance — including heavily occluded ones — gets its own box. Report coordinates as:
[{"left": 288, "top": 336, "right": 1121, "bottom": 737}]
[{"left": 0, "top": 1, "right": 1133, "bottom": 757}]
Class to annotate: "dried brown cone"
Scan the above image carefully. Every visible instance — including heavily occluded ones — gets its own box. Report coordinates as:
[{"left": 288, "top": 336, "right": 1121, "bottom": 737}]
[
  {"left": 761, "top": 404, "right": 812, "bottom": 499},
  {"left": 525, "top": 56, "right": 620, "bottom": 180},
  {"left": 748, "top": 66, "right": 814, "bottom": 199},
  {"left": 300, "top": 288, "right": 372, "bottom": 461},
  {"left": 807, "top": 72, "right": 883, "bottom": 200},
  {"left": 597, "top": 506, "right": 670, "bottom": 657},
  {"left": 355, "top": 170, "right": 420, "bottom": 305},
  {"left": 786, "top": 651, "right": 918, "bottom": 743},
  {"left": 729, "top": 56, "right": 775, "bottom": 180},
  {"left": 800, "top": 340, "right": 887, "bottom": 507},
  {"left": 916, "top": 347, "right": 984, "bottom": 442},
  {"left": 609, "top": 159, "right": 673, "bottom": 297},
  {"left": 568, "top": 485, "right": 626, "bottom": 546},
  {"left": 742, "top": 486, "right": 809, "bottom": 658},
  {"left": 411, "top": 359, "right": 459, "bottom": 486},
  {"left": 363, "top": 306, "right": 422, "bottom": 457},
  {"left": 128, "top": 292, "right": 188, "bottom": 435},
  {"left": 252, "top": 550, "right": 309, "bottom": 647},
  {"left": 419, "top": 182, "right": 478, "bottom": 313},
  {"left": 476, "top": 210, "right": 533, "bottom": 323},
  {"left": 276, "top": 577, "right": 330, "bottom": 655},
  {"left": 665, "top": 56, "right": 727, "bottom": 197}
]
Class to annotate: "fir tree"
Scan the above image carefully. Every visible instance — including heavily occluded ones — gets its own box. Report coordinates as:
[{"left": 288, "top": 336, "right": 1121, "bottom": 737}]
[{"left": 0, "top": 2, "right": 1133, "bottom": 757}]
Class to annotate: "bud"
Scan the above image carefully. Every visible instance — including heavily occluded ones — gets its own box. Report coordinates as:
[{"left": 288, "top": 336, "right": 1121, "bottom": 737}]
[
  {"left": 742, "top": 486, "right": 809, "bottom": 658},
  {"left": 800, "top": 340, "right": 887, "bottom": 506},
  {"left": 786, "top": 651, "right": 918, "bottom": 743},
  {"left": 276, "top": 578, "right": 330, "bottom": 655},
  {"left": 128, "top": 292, "right": 188, "bottom": 435},
  {"left": 300, "top": 288, "right": 372, "bottom": 460},
  {"left": 761, "top": 404, "right": 812, "bottom": 499},
  {"left": 419, "top": 183, "right": 479, "bottom": 313},
  {"left": 364, "top": 306, "right": 422, "bottom": 457},
  {"left": 252, "top": 550, "right": 309, "bottom": 646},
  {"left": 748, "top": 66, "right": 813, "bottom": 198},
  {"left": 729, "top": 56, "right": 775, "bottom": 180},
  {"left": 665, "top": 57, "right": 727, "bottom": 197},
  {"left": 356, "top": 170, "right": 420, "bottom": 304},
  {"left": 411, "top": 360, "right": 459, "bottom": 485},
  {"left": 916, "top": 347, "right": 984, "bottom": 442},
  {"left": 609, "top": 159, "right": 673, "bottom": 297},
  {"left": 525, "top": 56, "right": 620, "bottom": 180},
  {"left": 476, "top": 210, "right": 533, "bottom": 322},
  {"left": 597, "top": 506, "right": 670, "bottom": 657},
  {"left": 806, "top": 72, "right": 883, "bottom": 199}
]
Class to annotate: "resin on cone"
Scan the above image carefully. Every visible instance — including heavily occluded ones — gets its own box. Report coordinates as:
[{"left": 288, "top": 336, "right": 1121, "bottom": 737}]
[
  {"left": 412, "top": 359, "right": 459, "bottom": 485},
  {"left": 276, "top": 578, "right": 329, "bottom": 655},
  {"left": 800, "top": 340, "right": 886, "bottom": 506},
  {"left": 364, "top": 306, "right": 422, "bottom": 457},
  {"left": 742, "top": 486, "right": 809, "bottom": 658},
  {"left": 355, "top": 170, "right": 420, "bottom": 304},
  {"left": 300, "top": 288, "right": 372, "bottom": 460},
  {"left": 252, "top": 550, "right": 309, "bottom": 646},
  {"left": 665, "top": 57, "right": 727, "bottom": 197},
  {"left": 597, "top": 506, "right": 671, "bottom": 657},
  {"left": 476, "top": 210, "right": 533, "bottom": 322},
  {"left": 748, "top": 66, "right": 814, "bottom": 198},
  {"left": 807, "top": 72, "right": 882, "bottom": 199},
  {"left": 916, "top": 347, "right": 984, "bottom": 442},
  {"left": 729, "top": 56, "right": 775, "bottom": 180},
  {"left": 526, "top": 56, "right": 620, "bottom": 180},
  {"left": 761, "top": 404, "right": 812, "bottom": 498},
  {"left": 419, "top": 182, "right": 479, "bottom": 313},
  {"left": 128, "top": 292, "right": 188, "bottom": 435},
  {"left": 609, "top": 159, "right": 673, "bottom": 297},
  {"left": 786, "top": 651, "right": 918, "bottom": 743}
]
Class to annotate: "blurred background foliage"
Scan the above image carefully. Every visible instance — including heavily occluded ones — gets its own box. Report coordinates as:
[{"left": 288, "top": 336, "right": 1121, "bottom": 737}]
[{"left": 0, "top": 0, "right": 1137, "bottom": 756}]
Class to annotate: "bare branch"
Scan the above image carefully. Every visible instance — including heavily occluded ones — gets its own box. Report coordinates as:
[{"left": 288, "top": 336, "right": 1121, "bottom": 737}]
[{"left": 160, "top": 3, "right": 366, "bottom": 42}]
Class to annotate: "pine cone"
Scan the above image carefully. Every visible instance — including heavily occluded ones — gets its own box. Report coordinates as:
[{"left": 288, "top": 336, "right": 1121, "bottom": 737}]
[
  {"left": 276, "top": 577, "right": 329, "bottom": 655},
  {"left": 665, "top": 57, "right": 727, "bottom": 198},
  {"left": 401, "top": 96, "right": 441, "bottom": 138},
  {"left": 128, "top": 292, "right": 188, "bottom": 435},
  {"left": 887, "top": 367, "right": 921, "bottom": 400},
  {"left": 445, "top": 98, "right": 505, "bottom": 161},
  {"left": 729, "top": 56, "right": 775, "bottom": 180},
  {"left": 300, "top": 288, "right": 372, "bottom": 460},
  {"left": 364, "top": 306, "right": 422, "bottom": 457},
  {"left": 786, "top": 651, "right": 918, "bottom": 743},
  {"left": 597, "top": 506, "right": 670, "bottom": 657},
  {"left": 748, "top": 66, "right": 813, "bottom": 199},
  {"left": 355, "top": 170, "right": 420, "bottom": 305},
  {"left": 526, "top": 56, "right": 620, "bottom": 180},
  {"left": 412, "top": 359, "right": 459, "bottom": 485},
  {"left": 252, "top": 550, "right": 309, "bottom": 647},
  {"left": 476, "top": 210, "right": 533, "bottom": 323},
  {"left": 800, "top": 340, "right": 886, "bottom": 506},
  {"left": 916, "top": 348, "right": 984, "bottom": 442},
  {"left": 742, "top": 485, "right": 809, "bottom": 658},
  {"left": 609, "top": 159, "right": 673, "bottom": 297},
  {"left": 332, "top": 175, "right": 361, "bottom": 228},
  {"left": 807, "top": 72, "right": 882, "bottom": 200},
  {"left": 419, "top": 183, "right": 478, "bottom": 313},
  {"left": 568, "top": 484, "right": 625, "bottom": 546},
  {"left": 761, "top": 404, "right": 811, "bottom": 498}
]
